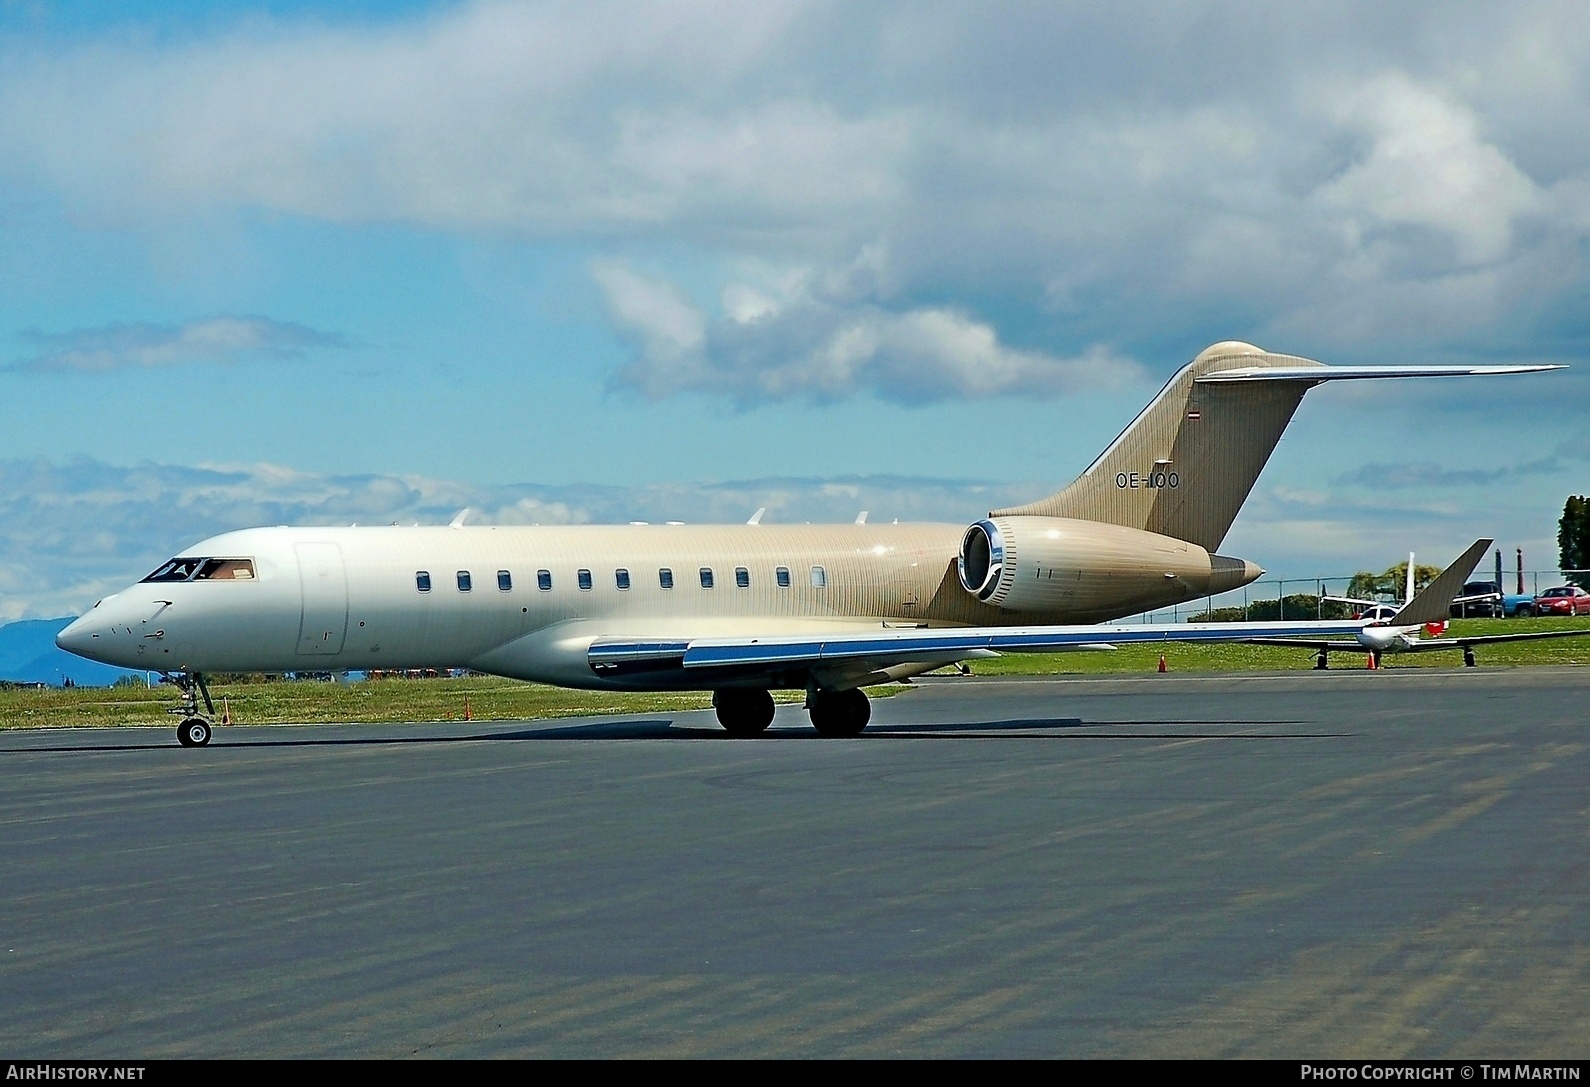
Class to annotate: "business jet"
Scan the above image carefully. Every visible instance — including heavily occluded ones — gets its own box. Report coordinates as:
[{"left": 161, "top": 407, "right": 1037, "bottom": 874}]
[{"left": 56, "top": 341, "right": 1564, "bottom": 746}]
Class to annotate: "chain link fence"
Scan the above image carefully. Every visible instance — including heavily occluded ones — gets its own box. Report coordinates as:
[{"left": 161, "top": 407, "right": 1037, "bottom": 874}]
[{"left": 1119, "top": 569, "right": 1590, "bottom": 625}]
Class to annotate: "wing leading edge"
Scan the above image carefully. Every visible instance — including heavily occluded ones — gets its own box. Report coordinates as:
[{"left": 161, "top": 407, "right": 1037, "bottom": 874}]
[{"left": 589, "top": 617, "right": 1370, "bottom": 685}]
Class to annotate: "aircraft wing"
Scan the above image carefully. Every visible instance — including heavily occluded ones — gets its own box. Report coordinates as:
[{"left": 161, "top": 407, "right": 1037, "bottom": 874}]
[
  {"left": 588, "top": 541, "right": 1497, "bottom": 686},
  {"left": 1242, "top": 638, "right": 1363, "bottom": 652},
  {"left": 589, "top": 617, "right": 1368, "bottom": 687}
]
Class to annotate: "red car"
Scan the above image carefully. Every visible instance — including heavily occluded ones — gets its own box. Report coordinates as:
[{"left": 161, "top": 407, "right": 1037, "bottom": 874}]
[{"left": 1535, "top": 585, "right": 1590, "bottom": 616}]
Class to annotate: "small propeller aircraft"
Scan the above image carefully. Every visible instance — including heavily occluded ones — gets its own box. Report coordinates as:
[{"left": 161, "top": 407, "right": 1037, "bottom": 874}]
[{"left": 1248, "top": 541, "right": 1590, "bottom": 668}]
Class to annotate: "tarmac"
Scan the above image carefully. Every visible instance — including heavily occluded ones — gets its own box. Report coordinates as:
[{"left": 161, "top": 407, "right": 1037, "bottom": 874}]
[{"left": 2, "top": 667, "right": 1588, "bottom": 1058}]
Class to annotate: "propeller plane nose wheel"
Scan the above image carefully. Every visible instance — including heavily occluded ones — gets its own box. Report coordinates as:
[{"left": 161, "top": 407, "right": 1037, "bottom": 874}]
[{"left": 807, "top": 687, "right": 871, "bottom": 737}]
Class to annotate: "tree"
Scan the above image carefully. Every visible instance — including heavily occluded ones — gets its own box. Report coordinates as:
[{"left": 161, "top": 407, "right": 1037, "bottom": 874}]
[
  {"left": 1345, "top": 560, "right": 1443, "bottom": 602},
  {"left": 1561, "top": 495, "right": 1590, "bottom": 586}
]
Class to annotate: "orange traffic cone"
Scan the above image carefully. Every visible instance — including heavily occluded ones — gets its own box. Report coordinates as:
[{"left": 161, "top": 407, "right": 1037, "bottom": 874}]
[
  {"left": 1157, "top": 653, "right": 1167, "bottom": 673},
  {"left": 1366, "top": 653, "right": 1377, "bottom": 670}
]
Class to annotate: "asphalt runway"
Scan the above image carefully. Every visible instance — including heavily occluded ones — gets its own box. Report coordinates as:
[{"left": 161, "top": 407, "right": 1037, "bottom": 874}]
[{"left": 3, "top": 668, "right": 1588, "bottom": 1058}]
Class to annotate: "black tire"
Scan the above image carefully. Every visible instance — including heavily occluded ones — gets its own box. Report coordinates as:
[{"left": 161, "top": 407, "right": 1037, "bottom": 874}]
[
  {"left": 177, "top": 718, "right": 212, "bottom": 747},
  {"left": 712, "top": 689, "right": 775, "bottom": 737},
  {"left": 808, "top": 688, "right": 870, "bottom": 737},
  {"left": 1515, "top": 605, "right": 1533, "bottom": 617}
]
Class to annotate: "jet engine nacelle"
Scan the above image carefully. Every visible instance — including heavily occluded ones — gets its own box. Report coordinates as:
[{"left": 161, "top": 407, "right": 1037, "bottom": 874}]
[{"left": 957, "top": 516, "right": 1261, "bottom": 615}]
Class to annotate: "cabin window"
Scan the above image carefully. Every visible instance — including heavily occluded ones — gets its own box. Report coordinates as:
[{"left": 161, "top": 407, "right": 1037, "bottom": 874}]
[
  {"left": 416, "top": 571, "right": 432, "bottom": 593},
  {"left": 700, "top": 567, "right": 715, "bottom": 589},
  {"left": 810, "top": 565, "right": 827, "bottom": 588},
  {"left": 735, "top": 567, "right": 750, "bottom": 588},
  {"left": 195, "top": 558, "right": 255, "bottom": 581},
  {"left": 776, "top": 566, "right": 790, "bottom": 588},
  {"left": 457, "top": 571, "right": 472, "bottom": 592},
  {"left": 578, "top": 569, "right": 593, "bottom": 591},
  {"left": 537, "top": 570, "right": 552, "bottom": 591},
  {"left": 497, "top": 570, "right": 512, "bottom": 592},
  {"left": 659, "top": 567, "right": 674, "bottom": 590},
  {"left": 615, "top": 569, "right": 631, "bottom": 590}
]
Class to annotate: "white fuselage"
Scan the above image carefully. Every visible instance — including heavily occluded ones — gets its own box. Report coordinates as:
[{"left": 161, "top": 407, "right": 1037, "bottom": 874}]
[{"left": 56, "top": 520, "right": 1241, "bottom": 690}]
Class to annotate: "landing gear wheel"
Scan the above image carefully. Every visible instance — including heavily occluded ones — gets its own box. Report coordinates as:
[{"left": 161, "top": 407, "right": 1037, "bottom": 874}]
[
  {"left": 177, "top": 717, "right": 212, "bottom": 747},
  {"left": 808, "top": 688, "right": 870, "bottom": 737},
  {"left": 1314, "top": 650, "right": 1329, "bottom": 670},
  {"left": 713, "top": 689, "right": 776, "bottom": 737},
  {"left": 1463, "top": 646, "right": 1477, "bottom": 668}
]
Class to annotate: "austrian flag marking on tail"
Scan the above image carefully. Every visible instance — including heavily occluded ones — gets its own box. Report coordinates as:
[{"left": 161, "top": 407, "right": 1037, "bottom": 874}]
[{"left": 1186, "top": 409, "right": 1201, "bottom": 420}]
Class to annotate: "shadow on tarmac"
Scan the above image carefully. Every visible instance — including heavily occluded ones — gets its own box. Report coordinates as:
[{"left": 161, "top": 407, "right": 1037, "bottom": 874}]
[{"left": 3, "top": 714, "right": 1350, "bottom": 754}]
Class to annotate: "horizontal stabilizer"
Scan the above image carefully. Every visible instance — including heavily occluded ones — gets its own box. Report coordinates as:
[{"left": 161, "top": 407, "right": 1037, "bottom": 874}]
[
  {"left": 1392, "top": 539, "right": 1491, "bottom": 627},
  {"left": 1197, "top": 364, "right": 1564, "bottom": 383}
]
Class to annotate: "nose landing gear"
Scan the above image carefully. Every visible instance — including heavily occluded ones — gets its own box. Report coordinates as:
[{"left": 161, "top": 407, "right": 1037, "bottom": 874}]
[{"left": 162, "top": 671, "right": 216, "bottom": 747}]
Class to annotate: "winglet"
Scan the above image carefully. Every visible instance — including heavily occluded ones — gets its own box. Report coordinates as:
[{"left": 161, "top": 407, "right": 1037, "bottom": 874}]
[
  {"left": 449, "top": 508, "right": 471, "bottom": 528},
  {"left": 1391, "top": 539, "right": 1491, "bottom": 626},
  {"left": 747, "top": 507, "right": 766, "bottom": 525}
]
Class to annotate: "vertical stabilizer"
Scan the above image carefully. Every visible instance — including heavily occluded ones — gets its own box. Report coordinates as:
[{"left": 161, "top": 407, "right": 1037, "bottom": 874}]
[
  {"left": 1392, "top": 540, "right": 1490, "bottom": 626},
  {"left": 991, "top": 342, "right": 1322, "bottom": 551}
]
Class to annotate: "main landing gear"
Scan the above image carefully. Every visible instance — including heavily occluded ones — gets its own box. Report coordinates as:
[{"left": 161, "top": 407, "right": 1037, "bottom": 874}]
[
  {"left": 163, "top": 671, "right": 215, "bottom": 747},
  {"left": 807, "top": 687, "right": 870, "bottom": 737},
  {"left": 710, "top": 686, "right": 873, "bottom": 737},
  {"left": 713, "top": 688, "right": 776, "bottom": 737}
]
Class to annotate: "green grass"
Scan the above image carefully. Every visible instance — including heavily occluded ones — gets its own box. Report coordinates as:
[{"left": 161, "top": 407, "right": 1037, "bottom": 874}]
[
  {"left": 0, "top": 677, "right": 757, "bottom": 731},
  {"left": 3, "top": 616, "right": 1587, "bottom": 730}
]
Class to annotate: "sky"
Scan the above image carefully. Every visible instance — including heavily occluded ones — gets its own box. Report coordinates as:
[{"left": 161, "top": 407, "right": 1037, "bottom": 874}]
[{"left": 1, "top": 0, "right": 1588, "bottom": 620}]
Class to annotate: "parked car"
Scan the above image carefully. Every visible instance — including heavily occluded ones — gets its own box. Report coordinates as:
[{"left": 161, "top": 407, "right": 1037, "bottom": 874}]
[
  {"left": 1449, "top": 581, "right": 1537, "bottom": 618},
  {"left": 1534, "top": 585, "right": 1590, "bottom": 616}
]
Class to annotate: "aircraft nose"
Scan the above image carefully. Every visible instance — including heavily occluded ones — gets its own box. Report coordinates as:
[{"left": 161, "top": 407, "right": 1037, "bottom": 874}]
[
  {"left": 56, "top": 608, "right": 121, "bottom": 664},
  {"left": 56, "top": 614, "right": 95, "bottom": 655}
]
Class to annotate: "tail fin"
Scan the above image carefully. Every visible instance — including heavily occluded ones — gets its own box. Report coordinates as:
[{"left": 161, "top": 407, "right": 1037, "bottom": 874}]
[
  {"left": 1392, "top": 539, "right": 1490, "bottom": 626},
  {"left": 992, "top": 342, "right": 1562, "bottom": 551},
  {"left": 993, "top": 342, "right": 1320, "bottom": 549}
]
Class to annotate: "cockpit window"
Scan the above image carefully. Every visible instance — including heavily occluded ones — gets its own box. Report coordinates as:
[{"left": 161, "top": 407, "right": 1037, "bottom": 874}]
[
  {"left": 143, "top": 558, "right": 204, "bottom": 582},
  {"left": 195, "top": 558, "right": 255, "bottom": 581},
  {"left": 142, "top": 557, "right": 255, "bottom": 583}
]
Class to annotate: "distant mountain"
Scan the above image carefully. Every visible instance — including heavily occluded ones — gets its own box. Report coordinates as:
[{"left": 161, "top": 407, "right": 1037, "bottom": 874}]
[{"left": 0, "top": 617, "right": 139, "bottom": 687}]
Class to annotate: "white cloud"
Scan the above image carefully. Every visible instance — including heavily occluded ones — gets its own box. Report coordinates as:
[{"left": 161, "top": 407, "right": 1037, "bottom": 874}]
[
  {"left": 1, "top": 3, "right": 1589, "bottom": 388},
  {"left": 11, "top": 316, "right": 344, "bottom": 373},
  {"left": 598, "top": 261, "right": 1144, "bottom": 403},
  {"left": 1314, "top": 74, "right": 1540, "bottom": 266}
]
